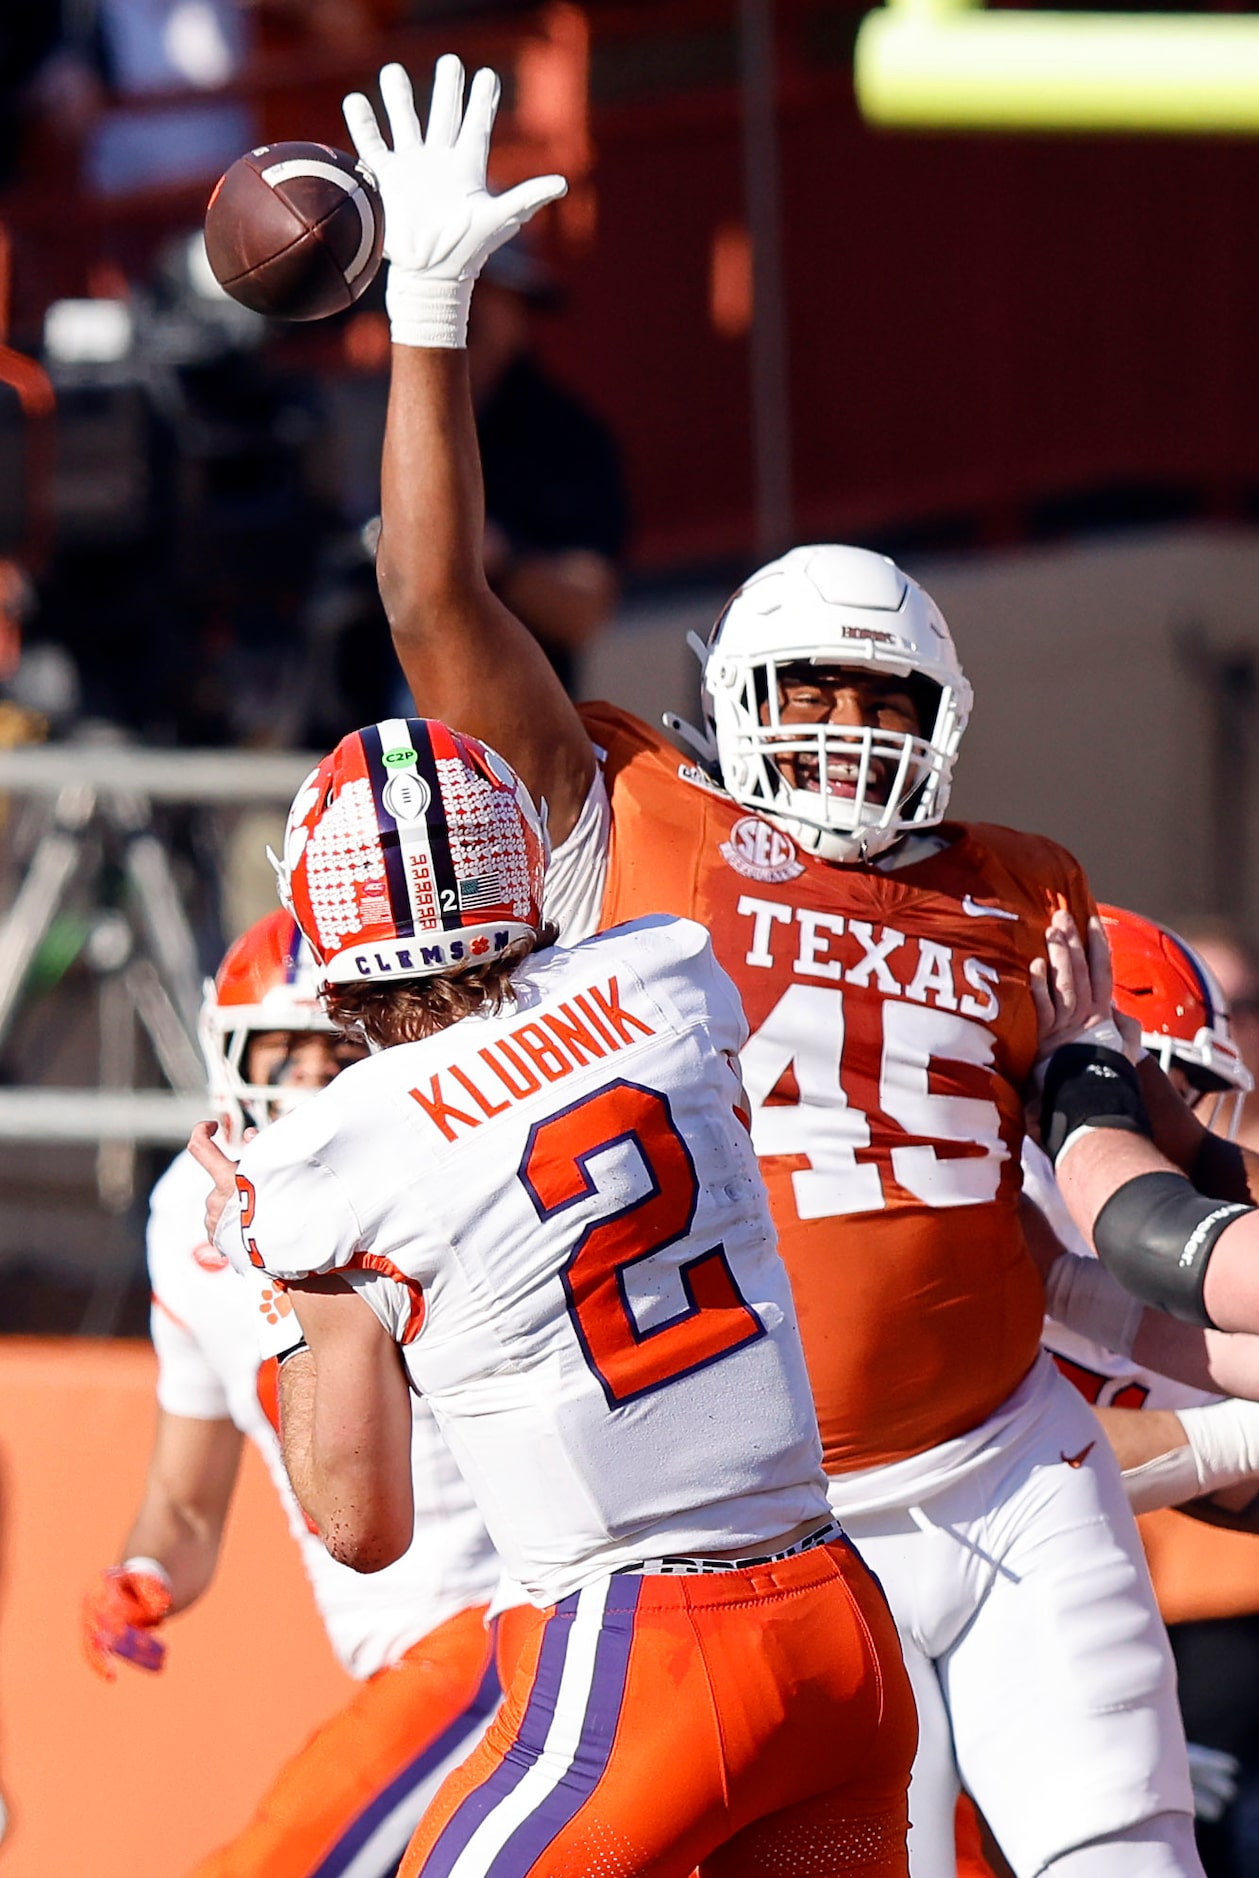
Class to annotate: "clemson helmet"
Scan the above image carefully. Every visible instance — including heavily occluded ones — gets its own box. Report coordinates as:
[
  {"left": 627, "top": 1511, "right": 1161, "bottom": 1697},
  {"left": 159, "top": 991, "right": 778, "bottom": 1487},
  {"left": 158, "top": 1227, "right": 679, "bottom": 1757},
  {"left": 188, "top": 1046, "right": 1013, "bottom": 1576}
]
[
  {"left": 198, "top": 908, "right": 337, "bottom": 1144},
  {"left": 274, "top": 716, "right": 548, "bottom": 985},
  {"left": 689, "top": 545, "right": 972, "bottom": 864},
  {"left": 1101, "top": 903, "right": 1253, "bottom": 1136}
]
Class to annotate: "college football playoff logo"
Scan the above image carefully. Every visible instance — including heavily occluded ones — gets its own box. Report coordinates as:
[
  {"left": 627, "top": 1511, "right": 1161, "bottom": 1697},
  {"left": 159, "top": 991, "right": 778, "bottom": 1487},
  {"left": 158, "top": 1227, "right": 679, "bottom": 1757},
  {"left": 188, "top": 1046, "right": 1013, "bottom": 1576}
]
[{"left": 719, "top": 816, "right": 804, "bottom": 884}]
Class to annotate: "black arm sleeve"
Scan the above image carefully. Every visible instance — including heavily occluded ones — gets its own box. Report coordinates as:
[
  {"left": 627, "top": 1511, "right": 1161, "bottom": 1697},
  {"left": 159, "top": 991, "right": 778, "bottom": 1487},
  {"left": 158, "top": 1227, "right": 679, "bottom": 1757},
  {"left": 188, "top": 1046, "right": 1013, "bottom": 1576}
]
[
  {"left": 1040, "top": 1043, "right": 1150, "bottom": 1165},
  {"left": 1092, "top": 1172, "right": 1252, "bottom": 1329}
]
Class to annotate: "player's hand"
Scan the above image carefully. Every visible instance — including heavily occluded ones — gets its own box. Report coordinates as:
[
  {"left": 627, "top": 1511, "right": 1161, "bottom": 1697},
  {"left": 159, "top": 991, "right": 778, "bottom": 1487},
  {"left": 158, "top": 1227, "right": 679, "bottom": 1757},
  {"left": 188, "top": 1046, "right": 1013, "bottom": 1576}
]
[
  {"left": 342, "top": 57, "right": 567, "bottom": 348},
  {"left": 1186, "top": 1741, "right": 1240, "bottom": 1821},
  {"left": 188, "top": 1119, "right": 237, "bottom": 1241},
  {"left": 82, "top": 1563, "right": 172, "bottom": 1681},
  {"left": 1030, "top": 908, "right": 1123, "bottom": 1066}
]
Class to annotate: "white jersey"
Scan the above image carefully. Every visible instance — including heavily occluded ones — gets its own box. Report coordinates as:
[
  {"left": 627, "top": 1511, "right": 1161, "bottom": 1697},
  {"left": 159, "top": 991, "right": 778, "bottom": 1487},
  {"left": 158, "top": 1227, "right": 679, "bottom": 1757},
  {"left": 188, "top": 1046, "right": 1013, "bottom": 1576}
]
[
  {"left": 148, "top": 1150, "right": 501, "bottom": 1677},
  {"left": 220, "top": 917, "right": 830, "bottom": 1606},
  {"left": 1025, "top": 1141, "right": 1220, "bottom": 1415}
]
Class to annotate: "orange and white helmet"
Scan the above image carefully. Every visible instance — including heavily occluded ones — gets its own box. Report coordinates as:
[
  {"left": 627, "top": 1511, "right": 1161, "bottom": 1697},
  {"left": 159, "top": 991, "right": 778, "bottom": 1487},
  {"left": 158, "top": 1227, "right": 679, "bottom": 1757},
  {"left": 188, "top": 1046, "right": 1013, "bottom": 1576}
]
[
  {"left": 1101, "top": 903, "right": 1253, "bottom": 1136},
  {"left": 198, "top": 908, "right": 337, "bottom": 1144},
  {"left": 274, "top": 717, "right": 548, "bottom": 985}
]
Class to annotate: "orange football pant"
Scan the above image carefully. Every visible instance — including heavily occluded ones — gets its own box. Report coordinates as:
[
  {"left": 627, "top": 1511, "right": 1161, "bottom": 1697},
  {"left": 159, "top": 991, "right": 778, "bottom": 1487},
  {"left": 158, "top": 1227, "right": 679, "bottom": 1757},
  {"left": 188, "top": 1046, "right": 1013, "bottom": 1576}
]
[
  {"left": 955, "top": 1794, "right": 1002, "bottom": 1878},
  {"left": 190, "top": 1602, "right": 498, "bottom": 1878},
  {"left": 400, "top": 1537, "right": 916, "bottom": 1878}
]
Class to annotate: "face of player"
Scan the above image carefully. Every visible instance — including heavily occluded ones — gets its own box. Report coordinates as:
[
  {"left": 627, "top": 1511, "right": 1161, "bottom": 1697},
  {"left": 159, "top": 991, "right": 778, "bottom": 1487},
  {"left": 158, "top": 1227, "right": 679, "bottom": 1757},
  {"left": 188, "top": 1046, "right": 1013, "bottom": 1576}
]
[
  {"left": 761, "top": 666, "right": 922, "bottom": 804},
  {"left": 245, "top": 1031, "right": 367, "bottom": 1094}
]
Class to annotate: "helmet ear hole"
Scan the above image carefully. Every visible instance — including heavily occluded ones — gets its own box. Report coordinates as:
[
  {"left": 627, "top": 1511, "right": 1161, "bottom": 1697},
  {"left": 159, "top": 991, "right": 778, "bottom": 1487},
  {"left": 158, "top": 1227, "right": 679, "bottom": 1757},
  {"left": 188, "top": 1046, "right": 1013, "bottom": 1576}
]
[{"left": 904, "top": 675, "right": 943, "bottom": 739}]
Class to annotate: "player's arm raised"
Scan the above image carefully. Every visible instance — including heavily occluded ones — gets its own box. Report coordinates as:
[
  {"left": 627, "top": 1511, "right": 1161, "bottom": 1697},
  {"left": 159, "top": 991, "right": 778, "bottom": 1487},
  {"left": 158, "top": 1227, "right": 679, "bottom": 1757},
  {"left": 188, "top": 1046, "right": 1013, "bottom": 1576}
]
[{"left": 347, "top": 57, "right": 594, "bottom": 842}]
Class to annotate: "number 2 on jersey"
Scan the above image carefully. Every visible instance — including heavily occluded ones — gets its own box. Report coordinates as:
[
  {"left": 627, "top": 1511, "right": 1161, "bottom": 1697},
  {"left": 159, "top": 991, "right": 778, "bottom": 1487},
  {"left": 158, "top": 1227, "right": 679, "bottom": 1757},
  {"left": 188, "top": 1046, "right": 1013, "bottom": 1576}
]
[{"left": 519, "top": 1079, "right": 764, "bottom": 1407}]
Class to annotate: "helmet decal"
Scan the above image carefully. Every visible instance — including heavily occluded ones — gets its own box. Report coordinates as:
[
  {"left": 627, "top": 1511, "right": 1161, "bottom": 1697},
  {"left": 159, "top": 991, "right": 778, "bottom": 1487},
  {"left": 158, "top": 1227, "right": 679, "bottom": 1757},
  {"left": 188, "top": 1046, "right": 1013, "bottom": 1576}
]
[{"left": 279, "top": 718, "right": 547, "bottom": 986}]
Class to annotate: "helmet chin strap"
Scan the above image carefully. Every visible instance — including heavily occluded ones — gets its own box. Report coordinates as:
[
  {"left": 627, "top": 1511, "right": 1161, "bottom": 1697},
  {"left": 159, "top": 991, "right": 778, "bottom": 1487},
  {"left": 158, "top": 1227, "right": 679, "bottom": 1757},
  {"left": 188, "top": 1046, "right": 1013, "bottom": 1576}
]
[{"left": 764, "top": 806, "right": 903, "bottom": 866}]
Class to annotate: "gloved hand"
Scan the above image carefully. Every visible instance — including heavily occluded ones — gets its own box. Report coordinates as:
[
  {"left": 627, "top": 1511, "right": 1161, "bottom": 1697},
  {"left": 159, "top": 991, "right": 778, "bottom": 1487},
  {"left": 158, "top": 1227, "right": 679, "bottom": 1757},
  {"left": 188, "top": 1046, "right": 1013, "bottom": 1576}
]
[
  {"left": 82, "top": 1559, "right": 173, "bottom": 1681},
  {"left": 342, "top": 56, "right": 567, "bottom": 349},
  {"left": 1186, "top": 1741, "right": 1240, "bottom": 1823}
]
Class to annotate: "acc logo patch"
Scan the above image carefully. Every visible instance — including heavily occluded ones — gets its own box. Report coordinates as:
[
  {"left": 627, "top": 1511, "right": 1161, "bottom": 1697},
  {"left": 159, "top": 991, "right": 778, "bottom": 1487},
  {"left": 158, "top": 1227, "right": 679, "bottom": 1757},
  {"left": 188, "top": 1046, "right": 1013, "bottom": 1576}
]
[{"left": 719, "top": 816, "right": 804, "bottom": 883}]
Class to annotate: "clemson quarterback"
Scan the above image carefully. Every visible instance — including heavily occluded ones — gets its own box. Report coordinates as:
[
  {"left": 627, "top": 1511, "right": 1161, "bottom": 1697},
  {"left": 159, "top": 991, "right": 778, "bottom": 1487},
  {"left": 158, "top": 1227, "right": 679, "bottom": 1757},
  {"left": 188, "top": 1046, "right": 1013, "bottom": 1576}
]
[{"left": 191, "top": 714, "right": 917, "bottom": 1878}]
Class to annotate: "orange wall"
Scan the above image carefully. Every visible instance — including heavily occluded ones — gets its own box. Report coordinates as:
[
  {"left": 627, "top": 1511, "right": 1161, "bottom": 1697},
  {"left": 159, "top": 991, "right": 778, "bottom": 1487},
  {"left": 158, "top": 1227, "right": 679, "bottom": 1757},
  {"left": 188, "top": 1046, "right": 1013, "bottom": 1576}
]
[{"left": 0, "top": 1338, "right": 354, "bottom": 1876}]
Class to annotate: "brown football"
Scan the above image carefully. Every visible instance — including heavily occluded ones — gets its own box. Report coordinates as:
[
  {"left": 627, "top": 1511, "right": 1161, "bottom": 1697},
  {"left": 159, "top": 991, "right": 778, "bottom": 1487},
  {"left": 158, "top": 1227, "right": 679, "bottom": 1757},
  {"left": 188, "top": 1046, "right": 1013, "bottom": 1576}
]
[{"left": 204, "top": 142, "right": 385, "bottom": 321}]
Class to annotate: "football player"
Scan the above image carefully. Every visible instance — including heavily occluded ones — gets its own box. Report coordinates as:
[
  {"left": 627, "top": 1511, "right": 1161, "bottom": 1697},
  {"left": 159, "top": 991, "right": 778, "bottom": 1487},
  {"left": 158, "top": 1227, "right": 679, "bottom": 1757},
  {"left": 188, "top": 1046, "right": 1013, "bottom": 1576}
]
[
  {"left": 83, "top": 909, "right": 506, "bottom": 1878},
  {"left": 1037, "top": 906, "right": 1259, "bottom": 1518},
  {"left": 1035, "top": 910, "right": 1259, "bottom": 1367},
  {"left": 1028, "top": 909, "right": 1259, "bottom": 1869},
  {"left": 191, "top": 715, "right": 918, "bottom": 1878},
  {"left": 342, "top": 55, "right": 1204, "bottom": 1877}
]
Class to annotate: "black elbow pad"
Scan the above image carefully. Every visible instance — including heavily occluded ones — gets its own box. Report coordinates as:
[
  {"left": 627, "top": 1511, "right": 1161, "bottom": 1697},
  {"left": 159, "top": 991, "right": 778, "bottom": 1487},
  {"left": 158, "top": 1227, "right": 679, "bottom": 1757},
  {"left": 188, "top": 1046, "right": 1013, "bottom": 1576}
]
[
  {"left": 1040, "top": 1043, "right": 1150, "bottom": 1166},
  {"left": 1093, "top": 1171, "right": 1252, "bottom": 1328}
]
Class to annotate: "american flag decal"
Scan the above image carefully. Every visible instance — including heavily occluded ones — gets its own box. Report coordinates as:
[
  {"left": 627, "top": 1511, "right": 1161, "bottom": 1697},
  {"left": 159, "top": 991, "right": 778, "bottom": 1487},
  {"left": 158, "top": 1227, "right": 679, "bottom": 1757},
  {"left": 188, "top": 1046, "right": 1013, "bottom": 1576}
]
[{"left": 458, "top": 875, "right": 504, "bottom": 911}]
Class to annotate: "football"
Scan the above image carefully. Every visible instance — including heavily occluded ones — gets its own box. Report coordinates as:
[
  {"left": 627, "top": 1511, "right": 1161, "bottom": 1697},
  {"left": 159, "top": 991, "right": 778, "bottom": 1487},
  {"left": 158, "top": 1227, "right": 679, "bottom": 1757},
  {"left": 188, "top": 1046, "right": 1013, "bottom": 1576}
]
[{"left": 204, "top": 142, "right": 385, "bottom": 321}]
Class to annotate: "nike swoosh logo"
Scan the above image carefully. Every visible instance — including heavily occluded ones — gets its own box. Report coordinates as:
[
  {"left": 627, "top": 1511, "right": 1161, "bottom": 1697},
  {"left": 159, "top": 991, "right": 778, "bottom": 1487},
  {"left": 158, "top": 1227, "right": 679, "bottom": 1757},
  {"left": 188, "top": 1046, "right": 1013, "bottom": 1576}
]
[
  {"left": 1060, "top": 1442, "right": 1096, "bottom": 1469},
  {"left": 961, "top": 896, "right": 1020, "bottom": 920}
]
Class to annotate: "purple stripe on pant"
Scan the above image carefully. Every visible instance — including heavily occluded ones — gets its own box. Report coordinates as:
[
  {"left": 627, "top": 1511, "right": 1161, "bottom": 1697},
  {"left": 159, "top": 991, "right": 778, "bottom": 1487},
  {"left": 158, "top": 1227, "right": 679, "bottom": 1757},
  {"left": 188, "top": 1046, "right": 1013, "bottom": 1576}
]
[{"left": 417, "top": 1577, "right": 642, "bottom": 1878}]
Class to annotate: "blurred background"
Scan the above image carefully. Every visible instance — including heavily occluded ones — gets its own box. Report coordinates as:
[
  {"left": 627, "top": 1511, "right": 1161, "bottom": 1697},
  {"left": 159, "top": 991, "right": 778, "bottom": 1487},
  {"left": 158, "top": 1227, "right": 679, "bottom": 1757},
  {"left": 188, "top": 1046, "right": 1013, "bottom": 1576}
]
[{"left": 6, "top": 3, "right": 1259, "bottom": 1869}]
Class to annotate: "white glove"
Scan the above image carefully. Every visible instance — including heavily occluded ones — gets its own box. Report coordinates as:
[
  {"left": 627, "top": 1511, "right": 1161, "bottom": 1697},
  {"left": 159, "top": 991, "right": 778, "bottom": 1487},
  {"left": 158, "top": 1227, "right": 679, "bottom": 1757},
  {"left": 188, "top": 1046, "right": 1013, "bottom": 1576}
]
[
  {"left": 1186, "top": 1741, "right": 1240, "bottom": 1822},
  {"left": 1122, "top": 1396, "right": 1259, "bottom": 1512},
  {"left": 342, "top": 57, "right": 567, "bottom": 349},
  {"left": 1177, "top": 1396, "right": 1259, "bottom": 1497}
]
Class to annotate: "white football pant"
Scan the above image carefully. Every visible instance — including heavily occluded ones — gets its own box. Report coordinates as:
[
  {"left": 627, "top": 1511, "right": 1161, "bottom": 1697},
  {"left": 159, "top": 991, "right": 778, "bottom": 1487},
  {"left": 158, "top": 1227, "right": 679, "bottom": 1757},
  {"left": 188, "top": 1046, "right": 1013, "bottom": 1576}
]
[{"left": 835, "top": 1356, "right": 1201, "bottom": 1877}]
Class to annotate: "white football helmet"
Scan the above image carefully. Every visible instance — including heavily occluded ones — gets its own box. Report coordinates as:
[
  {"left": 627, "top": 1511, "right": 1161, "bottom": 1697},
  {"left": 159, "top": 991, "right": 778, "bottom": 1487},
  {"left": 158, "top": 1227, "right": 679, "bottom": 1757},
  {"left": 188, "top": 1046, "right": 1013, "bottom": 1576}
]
[
  {"left": 198, "top": 909, "right": 340, "bottom": 1146},
  {"left": 693, "top": 545, "right": 972, "bottom": 864}
]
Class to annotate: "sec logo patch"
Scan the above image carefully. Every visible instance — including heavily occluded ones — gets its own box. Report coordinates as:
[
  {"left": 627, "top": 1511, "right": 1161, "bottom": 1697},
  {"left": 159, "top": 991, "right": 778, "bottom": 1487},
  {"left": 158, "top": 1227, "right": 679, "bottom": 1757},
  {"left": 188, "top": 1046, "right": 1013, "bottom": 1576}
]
[{"left": 719, "top": 816, "right": 804, "bottom": 883}]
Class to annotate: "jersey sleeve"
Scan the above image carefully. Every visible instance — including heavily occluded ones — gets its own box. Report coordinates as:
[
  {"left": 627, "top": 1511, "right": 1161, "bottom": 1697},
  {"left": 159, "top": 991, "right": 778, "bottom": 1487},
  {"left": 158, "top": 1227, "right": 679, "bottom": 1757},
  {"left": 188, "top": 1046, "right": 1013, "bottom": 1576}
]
[
  {"left": 543, "top": 763, "right": 610, "bottom": 946},
  {"left": 146, "top": 1160, "right": 232, "bottom": 1419},
  {"left": 150, "top": 1294, "right": 232, "bottom": 1419},
  {"left": 219, "top": 1132, "right": 364, "bottom": 1284},
  {"left": 605, "top": 914, "right": 750, "bottom": 1062}
]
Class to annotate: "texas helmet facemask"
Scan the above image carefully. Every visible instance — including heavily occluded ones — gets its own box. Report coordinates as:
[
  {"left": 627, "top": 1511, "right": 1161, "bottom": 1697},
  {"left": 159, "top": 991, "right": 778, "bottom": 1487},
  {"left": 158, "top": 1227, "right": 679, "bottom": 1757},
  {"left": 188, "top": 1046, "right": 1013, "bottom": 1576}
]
[{"left": 670, "top": 545, "right": 972, "bottom": 865}]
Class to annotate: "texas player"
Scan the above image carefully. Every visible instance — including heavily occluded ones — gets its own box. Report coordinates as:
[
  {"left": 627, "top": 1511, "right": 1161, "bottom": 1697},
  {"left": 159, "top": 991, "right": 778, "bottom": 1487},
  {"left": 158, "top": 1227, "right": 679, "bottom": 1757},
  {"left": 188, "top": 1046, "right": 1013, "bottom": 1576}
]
[
  {"left": 83, "top": 910, "right": 507, "bottom": 1878},
  {"left": 343, "top": 57, "right": 1201, "bottom": 1878},
  {"left": 193, "top": 716, "right": 917, "bottom": 1878}
]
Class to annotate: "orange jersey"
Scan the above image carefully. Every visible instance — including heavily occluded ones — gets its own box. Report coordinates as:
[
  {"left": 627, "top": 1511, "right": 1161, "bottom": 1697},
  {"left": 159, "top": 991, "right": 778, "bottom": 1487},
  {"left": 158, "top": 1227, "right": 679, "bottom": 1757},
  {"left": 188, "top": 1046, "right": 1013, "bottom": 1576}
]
[{"left": 581, "top": 703, "right": 1095, "bottom": 1473}]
